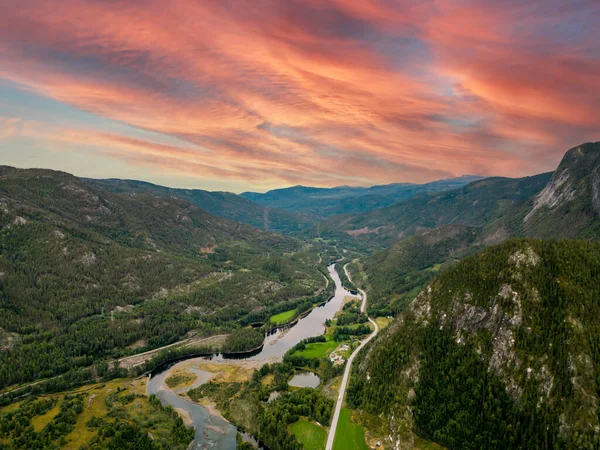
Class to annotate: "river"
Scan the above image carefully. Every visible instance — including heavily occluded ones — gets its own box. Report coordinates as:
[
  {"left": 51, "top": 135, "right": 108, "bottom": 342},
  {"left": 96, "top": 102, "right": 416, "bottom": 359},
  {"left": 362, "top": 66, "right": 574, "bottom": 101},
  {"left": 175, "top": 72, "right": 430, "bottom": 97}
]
[{"left": 147, "top": 263, "right": 353, "bottom": 449}]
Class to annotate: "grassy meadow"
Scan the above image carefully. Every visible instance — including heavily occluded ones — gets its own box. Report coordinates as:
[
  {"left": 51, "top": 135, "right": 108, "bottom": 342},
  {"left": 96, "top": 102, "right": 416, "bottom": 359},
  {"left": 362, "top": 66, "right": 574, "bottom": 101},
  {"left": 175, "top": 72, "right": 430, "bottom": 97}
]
[{"left": 289, "top": 418, "right": 327, "bottom": 450}]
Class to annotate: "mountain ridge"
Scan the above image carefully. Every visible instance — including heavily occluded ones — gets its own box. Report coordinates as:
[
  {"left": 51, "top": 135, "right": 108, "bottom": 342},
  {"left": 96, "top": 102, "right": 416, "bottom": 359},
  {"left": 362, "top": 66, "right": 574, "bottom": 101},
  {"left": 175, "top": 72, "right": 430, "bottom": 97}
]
[
  {"left": 241, "top": 175, "right": 484, "bottom": 218},
  {"left": 345, "top": 142, "right": 600, "bottom": 327},
  {"left": 0, "top": 165, "right": 327, "bottom": 389},
  {"left": 321, "top": 172, "right": 553, "bottom": 246},
  {"left": 349, "top": 239, "right": 600, "bottom": 449},
  {"left": 244, "top": 174, "right": 480, "bottom": 193},
  {"left": 322, "top": 142, "right": 600, "bottom": 248},
  {"left": 83, "top": 177, "right": 316, "bottom": 235}
]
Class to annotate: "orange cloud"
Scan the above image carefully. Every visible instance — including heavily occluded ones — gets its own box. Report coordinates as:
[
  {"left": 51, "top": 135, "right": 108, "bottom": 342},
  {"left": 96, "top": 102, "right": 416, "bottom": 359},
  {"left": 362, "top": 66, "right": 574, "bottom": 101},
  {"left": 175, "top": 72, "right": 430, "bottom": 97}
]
[{"left": 0, "top": 0, "right": 597, "bottom": 190}]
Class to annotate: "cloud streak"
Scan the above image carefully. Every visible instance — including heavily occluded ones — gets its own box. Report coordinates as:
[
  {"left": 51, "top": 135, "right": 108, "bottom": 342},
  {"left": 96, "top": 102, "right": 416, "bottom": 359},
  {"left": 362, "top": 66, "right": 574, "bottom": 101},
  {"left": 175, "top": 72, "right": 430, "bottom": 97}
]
[{"left": 0, "top": 0, "right": 598, "bottom": 190}]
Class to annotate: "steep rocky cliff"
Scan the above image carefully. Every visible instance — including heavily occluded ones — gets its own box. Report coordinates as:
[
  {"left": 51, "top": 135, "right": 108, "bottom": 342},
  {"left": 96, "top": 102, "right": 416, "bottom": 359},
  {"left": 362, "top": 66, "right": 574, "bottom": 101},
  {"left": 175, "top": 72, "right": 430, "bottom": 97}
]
[
  {"left": 349, "top": 239, "right": 600, "bottom": 449},
  {"left": 521, "top": 142, "right": 600, "bottom": 238}
]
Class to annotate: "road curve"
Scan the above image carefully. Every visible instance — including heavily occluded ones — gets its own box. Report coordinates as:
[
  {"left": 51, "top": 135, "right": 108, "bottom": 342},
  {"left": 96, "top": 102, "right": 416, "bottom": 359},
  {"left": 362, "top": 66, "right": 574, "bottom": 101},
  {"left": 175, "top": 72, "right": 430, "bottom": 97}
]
[{"left": 326, "top": 263, "right": 379, "bottom": 450}]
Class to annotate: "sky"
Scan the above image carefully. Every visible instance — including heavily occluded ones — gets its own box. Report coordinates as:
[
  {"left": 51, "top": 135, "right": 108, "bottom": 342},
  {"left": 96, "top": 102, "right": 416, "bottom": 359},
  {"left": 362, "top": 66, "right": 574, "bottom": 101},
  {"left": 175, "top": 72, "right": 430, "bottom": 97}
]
[{"left": 0, "top": 0, "right": 598, "bottom": 193}]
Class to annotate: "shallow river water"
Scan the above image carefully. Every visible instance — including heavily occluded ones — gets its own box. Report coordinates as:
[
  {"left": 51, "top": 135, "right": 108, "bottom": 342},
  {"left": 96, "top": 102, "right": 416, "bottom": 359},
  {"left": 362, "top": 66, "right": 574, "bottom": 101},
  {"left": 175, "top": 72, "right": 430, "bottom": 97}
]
[{"left": 147, "top": 263, "right": 353, "bottom": 449}]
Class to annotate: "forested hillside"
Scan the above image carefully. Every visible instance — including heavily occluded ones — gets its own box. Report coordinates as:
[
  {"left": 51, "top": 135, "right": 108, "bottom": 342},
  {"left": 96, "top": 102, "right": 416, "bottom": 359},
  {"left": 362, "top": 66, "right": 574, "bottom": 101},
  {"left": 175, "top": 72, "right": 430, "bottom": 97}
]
[
  {"left": 0, "top": 167, "right": 327, "bottom": 390},
  {"left": 85, "top": 178, "right": 315, "bottom": 235},
  {"left": 320, "top": 173, "right": 551, "bottom": 246},
  {"left": 341, "top": 143, "right": 600, "bottom": 324},
  {"left": 488, "top": 141, "right": 600, "bottom": 240},
  {"left": 358, "top": 225, "right": 483, "bottom": 316},
  {"left": 348, "top": 239, "right": 600, "bottom": 449},
  {"left": 322, "top": 142, "right": 600, "bottom": 250},
  {"left": 241, "top": 176, "right": 481, "bottom": 218}
]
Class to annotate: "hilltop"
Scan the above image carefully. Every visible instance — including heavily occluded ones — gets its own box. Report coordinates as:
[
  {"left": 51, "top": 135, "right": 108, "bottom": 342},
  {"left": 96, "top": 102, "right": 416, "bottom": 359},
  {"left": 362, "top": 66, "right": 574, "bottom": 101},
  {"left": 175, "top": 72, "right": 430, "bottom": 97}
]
[{"left": 349, "top": 239, "right": 600, "bottom": 449}]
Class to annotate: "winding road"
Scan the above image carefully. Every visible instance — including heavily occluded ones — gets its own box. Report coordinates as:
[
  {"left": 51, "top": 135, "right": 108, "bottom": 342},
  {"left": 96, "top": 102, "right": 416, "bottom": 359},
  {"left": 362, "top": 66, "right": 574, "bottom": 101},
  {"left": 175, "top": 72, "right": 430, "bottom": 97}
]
[{"left": 326, "top": 263, "right": 379, "bottom": 450}]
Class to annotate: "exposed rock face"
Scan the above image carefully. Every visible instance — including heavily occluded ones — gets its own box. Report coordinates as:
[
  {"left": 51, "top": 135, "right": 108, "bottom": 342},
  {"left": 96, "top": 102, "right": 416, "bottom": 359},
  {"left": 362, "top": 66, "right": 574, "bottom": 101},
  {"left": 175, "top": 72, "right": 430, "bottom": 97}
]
[
  {"left": 410, "top": 286, "right": 432, "bottom": 324},
  {"left": 523, "top": 142, "right": 600, "bottom": 234},
  {"left": 509, "top": 245, "right": 541, "bottom": 268},
  {"left": 592, "top": 165, "right": 600, "bottom": 214},
  {"left": 80, "top": 252, "right": 97, "bottom": 266},
  {"left": 13, "top": 216, "right": 28, "bottom": 226},
  {"left": 153, "top": 287, "right": 169, "bottom": 299},
  {"left": 53, "top": 229, "right": 66, "bottom": 239},
  {"left": 355, "top": 240, "right": 600, "bottom": 449},
  {"left": 0, "top": 328, "right": 19, "bottom": 351},
  {"left": 525, "top": 170, "right": 575, "bottom": 222}
]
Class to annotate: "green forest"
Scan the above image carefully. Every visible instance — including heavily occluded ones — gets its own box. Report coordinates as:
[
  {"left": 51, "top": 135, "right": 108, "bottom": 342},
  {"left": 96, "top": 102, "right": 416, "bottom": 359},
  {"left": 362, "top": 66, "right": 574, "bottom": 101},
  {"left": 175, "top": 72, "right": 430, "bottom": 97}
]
[
  {"left": 222, "top": 328, "right": 264, "bottom": 353},
  {"left": 0, "top": 167, "right": 332, "bottom": 392},
  {"left": 361, "top": 225, "right": 482, "bottom": 316},
  {"left": 349, "top": 239, "right": 600, "bottom": 449},
  {"left": 2, "top": 143, "right": 600, "bottom": 450}
]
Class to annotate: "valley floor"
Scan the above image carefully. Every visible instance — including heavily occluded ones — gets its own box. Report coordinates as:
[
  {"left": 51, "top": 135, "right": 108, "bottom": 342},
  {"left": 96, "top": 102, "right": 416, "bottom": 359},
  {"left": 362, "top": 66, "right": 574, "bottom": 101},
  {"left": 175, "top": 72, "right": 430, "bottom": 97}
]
[{"left": 117, "top": 334, "right": 228, "bottom": 370}]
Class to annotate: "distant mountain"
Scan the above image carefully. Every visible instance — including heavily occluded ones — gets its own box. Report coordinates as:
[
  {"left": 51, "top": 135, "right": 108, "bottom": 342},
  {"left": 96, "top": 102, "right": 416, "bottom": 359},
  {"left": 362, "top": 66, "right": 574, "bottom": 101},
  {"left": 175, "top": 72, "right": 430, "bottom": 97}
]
[
  {"left": 325, "top": 142, "right": 600, "bottom": 248},
  {"left": 321, "top": 173, "right": 552, "bottom": 246},
  {"left": 343, "top": 142, "right": 600, "bottom": 320},
  {"left": 490, "top": 141, "right": 600, "bottom": 240},
  {"left": 241, "top": 175, "right": 482, "bottom": 218},
  {"left": 348, "top": 239, "right": 600, "bottom": 449},
  {"left": 84, "top": 178, "right": 315, "bottom": 235}
]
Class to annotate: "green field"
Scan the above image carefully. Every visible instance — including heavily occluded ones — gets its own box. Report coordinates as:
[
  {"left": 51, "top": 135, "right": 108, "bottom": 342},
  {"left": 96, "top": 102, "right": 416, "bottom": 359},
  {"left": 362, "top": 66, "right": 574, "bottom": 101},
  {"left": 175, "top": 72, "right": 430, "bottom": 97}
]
[
  {"left": 333, "top": 408, "right": 368, "bottom": 450},
  {"left": 296, "top": 340, "right": 339, "bottom": 359},
  {"left": 343, "top": 322, "right": 373, "bottom": 331},
  {"left": 293, "top": 319, "right": 365, "bottom": 359},
  {"left": 375, "top": 316, "right": 392, "bottom": 329},
  {"left": 290, "top": 418, "right": 327, "bottom": 450},
  {"left": 269, "top": 309, "right": 298, "bottom": 325}
]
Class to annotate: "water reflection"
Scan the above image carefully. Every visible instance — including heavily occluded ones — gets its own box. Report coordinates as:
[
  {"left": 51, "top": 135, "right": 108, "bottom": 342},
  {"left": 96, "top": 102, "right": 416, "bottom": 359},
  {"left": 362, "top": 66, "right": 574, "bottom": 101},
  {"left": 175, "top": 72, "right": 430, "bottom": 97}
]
[
  {"left": 288, "top": 372, "right": 321, "bottom": 388},
  {"left": 216, "top": 264, "right": 352, "bottom": 362},
  {"left": 147, "top": 264, "right": 353, "bottom": 449}
]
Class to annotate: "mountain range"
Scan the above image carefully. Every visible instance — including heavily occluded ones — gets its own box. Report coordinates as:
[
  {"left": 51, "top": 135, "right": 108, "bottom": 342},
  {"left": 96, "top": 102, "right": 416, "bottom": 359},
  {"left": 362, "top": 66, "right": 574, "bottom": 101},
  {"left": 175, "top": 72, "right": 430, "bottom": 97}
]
[
  {"left": 84, "top": 178, "right": 316, "bottom": 235},
  {"left": 320, "top": 172, "right": 552, "bottom": 246},
  {"left": 241, "top": 176, "right": 482, "bottom": 218},
  {"left": 344, "top": 141, "right": 600, "bottom": 449},
  {"left": 0, "top": 141, "right": 599, "bottom": 450},
  {"left": 345, "top": 142, "right": 600, "bottom": 321},
  {"left": 323, "top": 142, "right": 600, "bottom": 248}
]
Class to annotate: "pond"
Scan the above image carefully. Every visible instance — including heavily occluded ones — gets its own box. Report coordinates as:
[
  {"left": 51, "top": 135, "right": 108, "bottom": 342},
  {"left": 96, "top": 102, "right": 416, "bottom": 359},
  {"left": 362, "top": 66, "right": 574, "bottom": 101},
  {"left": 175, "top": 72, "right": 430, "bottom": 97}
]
[{"left": 288, "top": 372, "right": 321, "bottom": 388}]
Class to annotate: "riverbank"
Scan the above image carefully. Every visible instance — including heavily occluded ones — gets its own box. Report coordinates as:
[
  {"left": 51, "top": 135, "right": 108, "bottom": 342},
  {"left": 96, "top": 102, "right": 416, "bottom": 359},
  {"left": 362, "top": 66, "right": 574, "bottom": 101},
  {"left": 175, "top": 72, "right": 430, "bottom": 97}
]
[
  {"left": 148, "top": 263, "right": 353, "bottom": 450},
  {"left": 118, "top": 334, "right": 228, "bottom": 370}
]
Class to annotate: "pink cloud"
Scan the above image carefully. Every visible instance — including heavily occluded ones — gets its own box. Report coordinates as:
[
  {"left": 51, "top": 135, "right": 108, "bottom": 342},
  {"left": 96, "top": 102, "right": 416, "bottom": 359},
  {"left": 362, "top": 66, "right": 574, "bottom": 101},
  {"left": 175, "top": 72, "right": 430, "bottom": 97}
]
[{"left": 0, "top": 0, "right": 597, "bottom": 189}]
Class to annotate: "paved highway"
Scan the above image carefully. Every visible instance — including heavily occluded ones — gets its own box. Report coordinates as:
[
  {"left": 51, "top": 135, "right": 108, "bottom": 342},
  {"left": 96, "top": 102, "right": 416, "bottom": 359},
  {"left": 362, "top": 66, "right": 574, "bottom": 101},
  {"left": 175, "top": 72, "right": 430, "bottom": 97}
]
[{"left": 325, "top": 263, "right": 379, "bottom": 450}]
